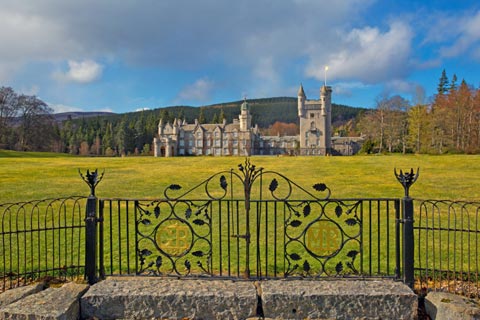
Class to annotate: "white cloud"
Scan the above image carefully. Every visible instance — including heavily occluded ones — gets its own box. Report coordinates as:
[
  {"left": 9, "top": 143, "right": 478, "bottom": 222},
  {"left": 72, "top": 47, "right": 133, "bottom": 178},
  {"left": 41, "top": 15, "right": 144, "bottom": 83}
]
[
  {"left": 48, "top": 102, "right": 113, "bottom": 113},
  {"left": 48, "top": 103, "right": 82, "bottom": 113},
  {"left": 19, "top": 85, "right": 40, "bottom": 96},
  {"left": 176, "top": 77, "right": 215, "bottom": 103},
  {"left": 53, "top": 60, "right": 103, "bottom": 83},
  {"left": 385, "top": 79, "right": 416, "bottom": 94},
  {"left": 333, "top": 81, "right": 371, "bottom": 98},
  {"left": 305, "top": 21, "right": 413, "bottom": 84},
  {"left": 253, "top": 56, "right": 278, "bottom": 83},
  {"left": 439, "top": 10, "right": 480, "bottom": 59}
]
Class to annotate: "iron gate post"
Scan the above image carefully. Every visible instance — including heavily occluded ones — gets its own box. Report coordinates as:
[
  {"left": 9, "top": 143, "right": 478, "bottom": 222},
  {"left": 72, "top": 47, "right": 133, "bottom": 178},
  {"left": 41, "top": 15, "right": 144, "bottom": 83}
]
[
  {"left": 85, "top": 195, "right": 97, "bottom": 285},
  {"left": 402, "top": 197, "right": 415, "bottom": 288},
  {"left": 394, "top": 168, "right": 419, "bottom": 289},
  {"left": 80, "top": 169, "right": 104, "bottom": 285}
]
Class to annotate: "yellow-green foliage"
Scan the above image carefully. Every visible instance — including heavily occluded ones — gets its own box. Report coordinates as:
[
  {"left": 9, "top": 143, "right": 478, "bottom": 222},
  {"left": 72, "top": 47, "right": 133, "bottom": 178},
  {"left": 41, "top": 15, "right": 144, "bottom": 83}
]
[{"left": 0, "top": 152, "right": 479, "bottom": 202}]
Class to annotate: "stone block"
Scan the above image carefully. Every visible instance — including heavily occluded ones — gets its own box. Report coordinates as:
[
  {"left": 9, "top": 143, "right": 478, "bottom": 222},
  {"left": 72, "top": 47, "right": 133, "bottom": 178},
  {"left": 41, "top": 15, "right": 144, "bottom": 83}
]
[
  {"left": 0, "top": 282, "right": 89, "bottom": 320},
  {"left": 425, "top": 291, "right": 480, "bottom": 320},
  {"left": 0, "top": 282, "right": 44, "bottom": 308},
  {"left": 81, "top": 277, "right": 258, "bottom": 320},
  {"left": 260, "top": 279, "right": 417, "bottom": 320}
]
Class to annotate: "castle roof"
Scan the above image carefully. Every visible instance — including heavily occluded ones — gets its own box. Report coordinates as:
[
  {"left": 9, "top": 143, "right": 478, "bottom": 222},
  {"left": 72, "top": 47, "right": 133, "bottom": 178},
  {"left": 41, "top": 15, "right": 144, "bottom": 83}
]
[{"left": 297, "top": 84, "right": 305, "bottom": 97}]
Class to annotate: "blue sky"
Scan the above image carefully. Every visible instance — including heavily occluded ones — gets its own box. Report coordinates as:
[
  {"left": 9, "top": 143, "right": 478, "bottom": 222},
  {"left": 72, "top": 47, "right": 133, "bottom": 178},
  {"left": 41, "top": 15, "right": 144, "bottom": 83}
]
[{"left": 1, "top": 0, "right": 479, "bottom": 113}]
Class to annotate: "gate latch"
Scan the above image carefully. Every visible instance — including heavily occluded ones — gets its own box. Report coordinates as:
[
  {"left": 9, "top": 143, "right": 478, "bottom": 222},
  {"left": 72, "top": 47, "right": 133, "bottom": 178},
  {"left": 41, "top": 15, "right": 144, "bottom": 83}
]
[{"left": 231, "top": 234, "right": 251, "bottom": 240}]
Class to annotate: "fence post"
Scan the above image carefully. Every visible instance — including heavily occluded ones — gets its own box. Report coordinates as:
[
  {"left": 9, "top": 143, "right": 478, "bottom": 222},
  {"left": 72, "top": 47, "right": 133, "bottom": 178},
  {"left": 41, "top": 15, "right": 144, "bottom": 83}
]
[
  {"left": 394, "top": 168, "right": 419, "bottom": 289},
  {"left": 402, "top": 196, "right": 414, "bottom": 288},
  {"left": 80, "top": 169, "right": 104, "bottom": 285}
]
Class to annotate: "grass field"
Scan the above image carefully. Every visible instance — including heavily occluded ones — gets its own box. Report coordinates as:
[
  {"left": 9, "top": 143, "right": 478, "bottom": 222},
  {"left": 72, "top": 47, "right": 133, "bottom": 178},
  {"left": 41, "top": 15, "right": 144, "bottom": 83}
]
[{"left": 1, "top": 150, "right": 479, "bottom": 202}]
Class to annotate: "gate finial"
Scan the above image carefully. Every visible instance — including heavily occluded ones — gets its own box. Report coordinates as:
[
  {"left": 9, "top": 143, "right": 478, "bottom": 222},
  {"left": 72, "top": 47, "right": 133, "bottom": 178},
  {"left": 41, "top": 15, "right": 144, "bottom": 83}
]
[
  {"left": 79, "top": 169, "right": 104, "bottom": 196},
  {"left": 394, "top": 168, "right": 419, "bottom": 198},
  {"left": 238, "top": 158, "right": 263, "bottom": 189}
]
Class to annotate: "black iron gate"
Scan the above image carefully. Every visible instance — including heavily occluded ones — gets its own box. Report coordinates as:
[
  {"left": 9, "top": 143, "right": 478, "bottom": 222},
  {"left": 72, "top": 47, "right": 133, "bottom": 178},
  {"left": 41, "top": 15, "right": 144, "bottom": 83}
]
[{"left": 90, "top": 160, "right": 412, "bottom": 282}]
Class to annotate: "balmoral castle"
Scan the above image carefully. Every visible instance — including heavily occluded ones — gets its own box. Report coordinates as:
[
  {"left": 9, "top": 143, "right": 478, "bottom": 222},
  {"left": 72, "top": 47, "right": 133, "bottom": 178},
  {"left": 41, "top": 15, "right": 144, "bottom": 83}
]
[{"left": 153, "top": 84, "right": 362, "bottom": 157}]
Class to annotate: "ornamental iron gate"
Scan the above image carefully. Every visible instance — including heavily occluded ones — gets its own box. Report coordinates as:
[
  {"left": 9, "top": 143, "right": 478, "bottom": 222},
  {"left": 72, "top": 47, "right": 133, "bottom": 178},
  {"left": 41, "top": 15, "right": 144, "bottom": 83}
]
[{"left": 92, "top": 160, "right": 410, "bottom": 282}]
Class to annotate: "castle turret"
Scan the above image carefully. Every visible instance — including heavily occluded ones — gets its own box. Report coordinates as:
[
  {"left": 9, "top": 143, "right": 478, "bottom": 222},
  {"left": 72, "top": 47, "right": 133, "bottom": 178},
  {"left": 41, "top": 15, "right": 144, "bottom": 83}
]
[
  {"left": 158, "top": 119, "right": 164, "bottom": 135},
  {"left": 239, "top": 98, "right": 251, "bottom": 132},
  {"left": 172, "top": 118, "right": 178, "bottom": 134},
  {"left": 297, "top": 84, "right": 305, "bottom": 117},
  {"left": 321, "top": 85, "right": 333, "bottom": 152}
]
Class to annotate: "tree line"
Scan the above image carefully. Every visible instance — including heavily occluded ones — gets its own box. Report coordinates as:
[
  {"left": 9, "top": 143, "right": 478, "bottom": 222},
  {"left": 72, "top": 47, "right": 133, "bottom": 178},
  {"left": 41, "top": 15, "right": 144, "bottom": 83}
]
[{"left": 357, "top": 70, "right": 480, "bottom": 154}]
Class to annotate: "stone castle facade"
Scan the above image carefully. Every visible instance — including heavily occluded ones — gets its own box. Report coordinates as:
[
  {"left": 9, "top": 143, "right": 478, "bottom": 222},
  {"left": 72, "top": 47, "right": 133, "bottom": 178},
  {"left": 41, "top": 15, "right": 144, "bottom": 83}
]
[{"left": 153, "top": 84, "right": 362, "bottom": 157}]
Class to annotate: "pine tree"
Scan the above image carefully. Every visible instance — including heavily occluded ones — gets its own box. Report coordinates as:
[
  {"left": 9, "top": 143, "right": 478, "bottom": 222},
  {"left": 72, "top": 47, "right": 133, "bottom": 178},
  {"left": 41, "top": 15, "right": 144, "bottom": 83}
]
[
  {"left": 219, "top": 108, "right": 226, "bottom": 123},
  {"left": 198, "top": 107, "right": 206, "bottom": 124},
  {"left": 449, "top": 74, "right": 458, "bottom": 92},
  {"left": 437, "top": 69, "right": 449, "bottom": 95}
]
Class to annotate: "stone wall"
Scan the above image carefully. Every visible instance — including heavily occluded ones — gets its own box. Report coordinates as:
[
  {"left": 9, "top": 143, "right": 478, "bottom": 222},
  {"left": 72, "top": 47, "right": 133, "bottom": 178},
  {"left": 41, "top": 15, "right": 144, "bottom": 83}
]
[{"left": 0, "top": 278, "right": 418, "bottom": 320}]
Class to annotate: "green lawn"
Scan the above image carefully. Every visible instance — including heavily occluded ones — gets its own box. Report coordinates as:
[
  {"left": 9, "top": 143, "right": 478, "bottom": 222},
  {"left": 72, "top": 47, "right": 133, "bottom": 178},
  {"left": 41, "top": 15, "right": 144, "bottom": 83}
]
[{"left": 1, "top": 151, "right": 479, "bottom": 202}]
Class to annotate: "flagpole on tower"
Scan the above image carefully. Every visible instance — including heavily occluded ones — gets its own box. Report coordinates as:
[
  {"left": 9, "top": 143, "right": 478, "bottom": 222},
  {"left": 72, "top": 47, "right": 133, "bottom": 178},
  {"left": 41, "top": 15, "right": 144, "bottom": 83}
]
[{"left": 324, "top": 66, "right": 329, "bottom": 86}]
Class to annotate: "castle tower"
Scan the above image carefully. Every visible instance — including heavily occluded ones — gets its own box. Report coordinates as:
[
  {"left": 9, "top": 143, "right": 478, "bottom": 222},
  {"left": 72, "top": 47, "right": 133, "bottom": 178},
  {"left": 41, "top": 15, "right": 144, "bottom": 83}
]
[
  {"left": 298, "top": 84, "right": 332, "bottom": 155},
  {"left": 239, "top": 98, "right": 251, "bottom": 132}
]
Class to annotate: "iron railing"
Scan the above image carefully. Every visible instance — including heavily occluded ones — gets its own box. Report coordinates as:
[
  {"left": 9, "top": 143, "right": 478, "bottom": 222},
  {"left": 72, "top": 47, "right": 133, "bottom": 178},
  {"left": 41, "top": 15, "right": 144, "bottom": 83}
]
[
  {"left": 414, "top": 200, "right": 480, "bottom": 298},
  {"left": 0, "top": 197, "right": 87, "bottom": 291}
]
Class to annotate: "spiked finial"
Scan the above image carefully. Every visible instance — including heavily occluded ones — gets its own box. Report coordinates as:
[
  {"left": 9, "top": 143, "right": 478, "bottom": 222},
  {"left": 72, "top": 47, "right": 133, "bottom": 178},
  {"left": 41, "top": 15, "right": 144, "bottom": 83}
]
[
  {"left": 79, "top": 169, "right": 104, "bottom": 196},
  {"left": 394, "top": 168, "right": 419, "bottom": 198}
]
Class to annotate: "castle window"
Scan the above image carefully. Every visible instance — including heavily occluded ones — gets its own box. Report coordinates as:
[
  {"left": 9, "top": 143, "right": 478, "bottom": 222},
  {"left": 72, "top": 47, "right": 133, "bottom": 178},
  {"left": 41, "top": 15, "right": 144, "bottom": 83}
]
[
  {"left": 310, "top": 113, "right": 315, "bottom": 118},
  {"left": 233, "top": 131, "right": 238, "bottom": 138},
  {"left": 215, "top": 131, "right": 219, "bottom": 138},
  {"left": 310, "top": 121, "right": 316, "bottom": 131},
  {"left": 196, "top": 140, "right": 202, "bottom": 147},
  {"left": 215, "top": 139, "right": 221, "bottom": 147},
  {"left": 197, "top": 132, "right": 202, "bottom": 138},
  {"left": 179, "top": 140, "right": 184, "bottom": 147}
]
